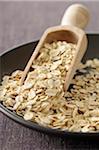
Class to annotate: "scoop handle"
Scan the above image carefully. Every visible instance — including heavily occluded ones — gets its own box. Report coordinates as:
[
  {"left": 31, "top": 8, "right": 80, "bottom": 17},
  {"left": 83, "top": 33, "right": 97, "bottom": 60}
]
[{"left": 61, "top": 4, "right": 90, "bottom": 29}]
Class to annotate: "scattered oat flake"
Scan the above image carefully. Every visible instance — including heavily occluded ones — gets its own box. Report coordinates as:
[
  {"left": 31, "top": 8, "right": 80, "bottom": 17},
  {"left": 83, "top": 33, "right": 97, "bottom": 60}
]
[
  {"left": 24, "top": 111, "right": 34, "bottom": 120},
  {"left": 45, "top": 89, "right": 58, "bottom": 96}
]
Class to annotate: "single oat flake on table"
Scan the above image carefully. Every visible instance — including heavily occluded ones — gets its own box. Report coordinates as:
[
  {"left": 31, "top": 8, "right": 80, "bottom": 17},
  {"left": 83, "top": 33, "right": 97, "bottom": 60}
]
[{"left": 0, "top": 41, "right": 99, "bottom": 132}]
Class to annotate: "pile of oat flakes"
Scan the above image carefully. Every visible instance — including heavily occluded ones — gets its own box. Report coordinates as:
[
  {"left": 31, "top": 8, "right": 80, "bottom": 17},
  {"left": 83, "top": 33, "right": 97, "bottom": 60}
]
[{"left": 0, "top": 41, "right": 99, "bottom": 132}]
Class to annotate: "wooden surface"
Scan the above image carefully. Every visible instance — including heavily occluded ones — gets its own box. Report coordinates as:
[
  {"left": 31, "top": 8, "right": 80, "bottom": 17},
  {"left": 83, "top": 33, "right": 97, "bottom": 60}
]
[{"left": 0, "top": 1, "right": 99, "bottom": 150}]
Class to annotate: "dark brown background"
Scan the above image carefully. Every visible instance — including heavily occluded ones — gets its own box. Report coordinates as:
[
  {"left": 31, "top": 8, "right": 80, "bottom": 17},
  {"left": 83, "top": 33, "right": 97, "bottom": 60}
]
[{"left": 0, "top": 1, "right": 99, "bottom": 150}]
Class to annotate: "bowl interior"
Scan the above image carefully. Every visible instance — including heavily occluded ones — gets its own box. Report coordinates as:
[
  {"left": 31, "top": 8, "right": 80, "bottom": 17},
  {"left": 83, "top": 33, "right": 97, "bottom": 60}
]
[{"left": 0, "top": 34, "right": 99, "bottom": 137}]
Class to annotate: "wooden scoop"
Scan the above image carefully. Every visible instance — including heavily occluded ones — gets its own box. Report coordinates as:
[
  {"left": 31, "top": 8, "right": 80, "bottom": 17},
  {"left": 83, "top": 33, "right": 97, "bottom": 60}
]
[{"left": 20, "top": 4, "right": 89, "bottom": 92}]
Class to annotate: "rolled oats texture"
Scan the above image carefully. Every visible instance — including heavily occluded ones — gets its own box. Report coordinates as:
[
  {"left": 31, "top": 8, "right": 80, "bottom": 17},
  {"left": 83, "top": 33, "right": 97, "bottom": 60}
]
[{"left": 0, "top": 40, "right": 99, "bottom": 133}]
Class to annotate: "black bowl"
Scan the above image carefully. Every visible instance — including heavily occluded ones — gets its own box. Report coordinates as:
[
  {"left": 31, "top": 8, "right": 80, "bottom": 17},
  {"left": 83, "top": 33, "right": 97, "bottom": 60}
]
[{"left": 0, "top": 34, "right": 99, "bottom": 138}]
